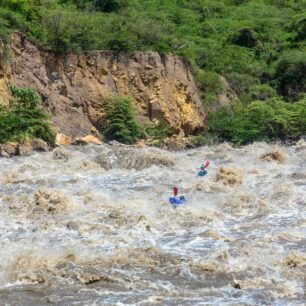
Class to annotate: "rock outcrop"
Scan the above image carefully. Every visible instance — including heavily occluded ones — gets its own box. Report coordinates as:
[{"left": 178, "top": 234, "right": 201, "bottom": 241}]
[
  {"left": 0, "top": 142, "right": 17, "bottom": 157},
  {"left": 0, "top": 33, "right": 205, "bottom": 138},
  {"left": 71, "top": 135, "right": 102, "bottom": 146},
  {"left": 0, "top": 139, "right": 49, "bottom": 157}
]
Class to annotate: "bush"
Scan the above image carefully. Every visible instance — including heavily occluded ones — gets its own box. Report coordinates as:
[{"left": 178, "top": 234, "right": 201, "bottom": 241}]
[
  {"left": 188, "top": 133, "right": 219, "bottom": 147},
  {"left": 208, "top": 98, "right": 306, "bottom": 144},
  {"left": 196, "top": 70, "right": 222, "bottom": 94},
  {"left": 0, "top": 85, "right": 55, "bottom": 144},
  {"left": 145, "top": 119, "right": 172, "bottom": 141},
  {"left": 293, "top": 15, "right": 306, "bottom": 43},
  {"left": 274, "top": 51, "right": 306, "bottom": 101},
  {"left": 229, "top": 28, "right": 257, "bottom": 48},
  {"left": 101, "top": 95, "right": 142, "bottom": 144},
  {"left": 244, "top": 84, "right": 277, "bottom": 102}
]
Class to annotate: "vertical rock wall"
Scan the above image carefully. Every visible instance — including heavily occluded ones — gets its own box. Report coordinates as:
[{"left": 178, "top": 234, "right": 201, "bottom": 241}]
[{"left": 0, "top": 34, "right": 205, "bottom": 137}]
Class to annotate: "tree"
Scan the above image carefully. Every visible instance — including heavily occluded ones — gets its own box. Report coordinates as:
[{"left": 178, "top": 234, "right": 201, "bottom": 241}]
[
  {"left": 275, "top": 51, "right": 306, "bottom": 100},
  {"left": 102, "top": 95, "right": 142, "bottom": 144},
  {"left": 0, "top": 85, "right": 55, "bottom": 144}
]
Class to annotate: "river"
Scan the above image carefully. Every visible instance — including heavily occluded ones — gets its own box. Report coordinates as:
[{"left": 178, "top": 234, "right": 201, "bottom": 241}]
[{"left": 0, "top": 141, "right": 305, "bottom": 305}]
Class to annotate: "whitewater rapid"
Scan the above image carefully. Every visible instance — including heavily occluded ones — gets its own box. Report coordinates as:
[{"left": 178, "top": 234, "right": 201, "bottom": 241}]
[{"left": 0, "top": 141, "right": 305, "bottom": 305}]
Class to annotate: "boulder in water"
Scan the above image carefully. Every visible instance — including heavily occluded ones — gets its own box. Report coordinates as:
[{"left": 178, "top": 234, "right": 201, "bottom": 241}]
[
  {"left": 233, "top": 281, "right": 242, "bottom": 289},
  {"left": 295, "top": 138, "right": 306, "bottom": 151},
  {"left": 31, "top": 139, "right": 49, "bottom": 152},
  {"left": 17, "top": 143, "right": 33, "bottom": 156},
  {"left": 72, "top": 135, "right": 102, "bottom": 146},
  {"left": 95, "top": 146, "right": 174, "bottom": 170},
  {"left": 55, "top": 133, "right": 72, "bottom": 146},
  {"left": 164, "top": 138, "right": 185, "bottom": 151},
  {"left": 52, "top": 147, "right": 70, "bottom": 160}
]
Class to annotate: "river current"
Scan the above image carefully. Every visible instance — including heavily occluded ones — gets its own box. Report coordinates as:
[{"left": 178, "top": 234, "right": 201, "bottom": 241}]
[{"left": 0, "top": 141, "right": 305, "bottom": 305}]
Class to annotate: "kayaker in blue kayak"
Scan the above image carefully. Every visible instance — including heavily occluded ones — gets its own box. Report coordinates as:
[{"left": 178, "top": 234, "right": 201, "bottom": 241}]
[{"left": 169, "top": 187, "right": 187, "bottom": 209}]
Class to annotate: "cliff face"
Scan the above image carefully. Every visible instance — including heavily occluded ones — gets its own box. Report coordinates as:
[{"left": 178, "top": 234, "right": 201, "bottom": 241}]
[{"left": 0, "top": 34, "right": 205, "bottom": 137}]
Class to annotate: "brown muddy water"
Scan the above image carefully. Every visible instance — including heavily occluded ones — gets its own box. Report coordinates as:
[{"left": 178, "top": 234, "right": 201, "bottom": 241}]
[{"left": 0, "top": 141, "right": 305, "bottom": 305}]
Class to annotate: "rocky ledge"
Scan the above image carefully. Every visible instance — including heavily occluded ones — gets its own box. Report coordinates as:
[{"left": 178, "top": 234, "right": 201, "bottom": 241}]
[
  {"left": 0, "top": 139, "right": 49, "bottom": 157},
  {"left": 0, "top": 134, "right": 104, "bottom": 158}
]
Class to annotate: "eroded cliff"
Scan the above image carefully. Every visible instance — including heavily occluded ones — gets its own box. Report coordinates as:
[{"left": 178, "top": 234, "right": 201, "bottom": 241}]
[{"left": 0, "top": 34, "right": 205, "bottom": 137}]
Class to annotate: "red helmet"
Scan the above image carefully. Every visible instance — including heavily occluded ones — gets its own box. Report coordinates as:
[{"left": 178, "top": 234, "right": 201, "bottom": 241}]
[{"left": 173, "top": 187, "right": 179, "bottom": 196}]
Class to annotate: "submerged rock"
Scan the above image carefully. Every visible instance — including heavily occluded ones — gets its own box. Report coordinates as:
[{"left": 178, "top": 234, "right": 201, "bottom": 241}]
[
  {"left": 52, "top": 147, "right": 70, "bottom": 160},
  {"left": 95, "top": 146, "right": 174, "bottom": 170},
  {"left": 296, "top": 138, "right": 306, "bottom": 151},
  {"left": 290, "top": 172, "right": 306, "bottom": 180},
  {"left": 233, "top": 281, "right": 242, "bottom": 289},
  {"left": 76, "top": 273, "right": 103, "bottom": 285},
  {"left": 164, "top": 138, "right": 185, "bottom": 151}
]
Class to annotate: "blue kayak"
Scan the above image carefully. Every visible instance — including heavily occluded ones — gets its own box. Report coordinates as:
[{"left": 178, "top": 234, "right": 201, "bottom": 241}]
[{"left": 169, "top": 196, "right": 187, "bottom": 209}]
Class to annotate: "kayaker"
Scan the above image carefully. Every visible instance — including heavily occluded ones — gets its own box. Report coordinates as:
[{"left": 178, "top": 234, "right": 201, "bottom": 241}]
[
  {"left": 198, "top": 161, "right": 210, "bottom": 177},
  {"left": 169, "top": 187, "right": 186, "bottom": 209}
]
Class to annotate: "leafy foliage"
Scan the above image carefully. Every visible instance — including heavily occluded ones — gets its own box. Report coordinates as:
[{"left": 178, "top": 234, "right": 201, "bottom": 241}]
[
  {"left": 145, "top": 119, "right": 172, "bottom": 141},
  {"left": 101, "top": 95, "right": 142, "bottom": 144},
  {"left": 208, "top": 98, "right": 306, "bottom": 144},
  {"left": 0, "top": 85, "right": 55, "bottom": 144},
  {"left": 274, "top": 51, "right": 306, "bottom": 100},
  {"left": 187, "top": 133, "right": 219, "bottom": 147}
]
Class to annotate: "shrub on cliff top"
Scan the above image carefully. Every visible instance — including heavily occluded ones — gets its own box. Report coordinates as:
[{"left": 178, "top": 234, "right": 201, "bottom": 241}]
[
  {"left": 0, "top": 85, "right": 55, "bottom": 144},
  {"left": 101, "top": 95, "right": 142, "bottom": 144}
]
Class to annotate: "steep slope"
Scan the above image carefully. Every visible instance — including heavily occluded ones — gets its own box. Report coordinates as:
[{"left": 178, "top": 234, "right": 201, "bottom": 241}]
[{"left": 0, "top": 34, "right": 205, "bottom": 137}]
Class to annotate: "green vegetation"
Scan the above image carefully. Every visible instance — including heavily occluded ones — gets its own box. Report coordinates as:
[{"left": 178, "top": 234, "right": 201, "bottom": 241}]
[
  {"left": 101, "top": 95, "right": 142, "bottom": 144},
  {"left": 145, "top": 119, "right": 172, "bottom": 140},
  {"left": 187, "top": 133, "right": 219, "bottom": 147},
  {"left": 274, "top": 50, "right": 306, "bottom": 101},
  {"left": 0, "top": 0, "right": 305, "bottom": 144},
  {"left": 144, "top": 119, "right": 173, "bottom": 147},
  {"left": 208, "top": 98, "right": 306, "bottom": 145},
  {"left": 0, "top": 85, "right": 55, "bottom": 144}
]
